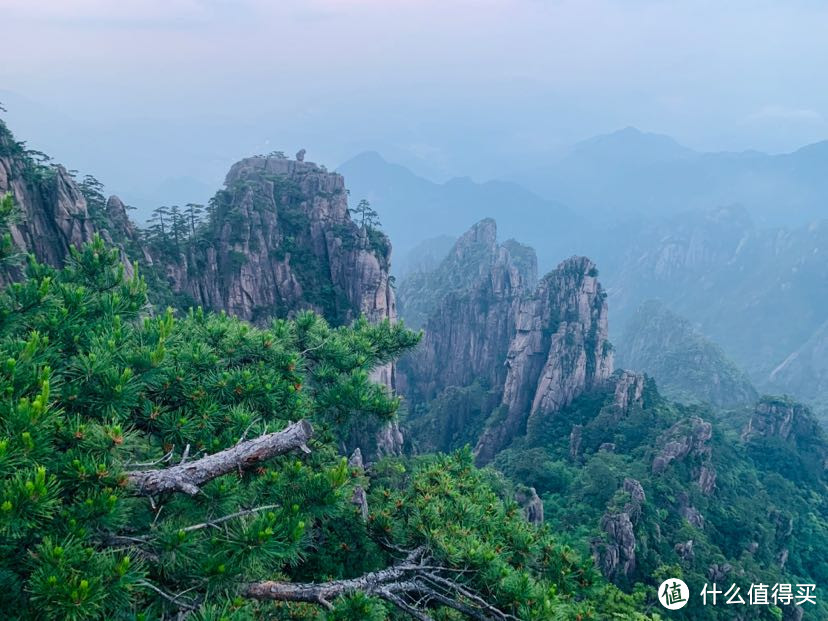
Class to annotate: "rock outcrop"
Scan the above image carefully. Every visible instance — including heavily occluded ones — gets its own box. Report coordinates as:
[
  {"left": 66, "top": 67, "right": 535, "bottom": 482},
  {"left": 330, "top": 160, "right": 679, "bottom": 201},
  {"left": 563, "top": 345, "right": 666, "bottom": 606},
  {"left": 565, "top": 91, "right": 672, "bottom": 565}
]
[
  {"left": 740, "top": 396, "right": 828, "bottom": 477},
  {"left": 475, "top": 257, "right": 613, "bottom": 463},
  {"left": 741, "top": 397, "right": 812, "bottom": 443},
  {"left": 593, "top": 478, "right": 645, "bottom": 581},
  {"left": 516, "top": 487, "right": 544, "bottom": 525},
  {"left": 0, "top": 122, "right": 121, "bottom": 280},
  {"left": 652, "top": 416, "right": 713, "bottom": 474},
  {"left": 398, "top": 219, "right": 535, "bottom": 401},
  {"left": 165, "top": 155, "right": 395, "bottom": 328}
]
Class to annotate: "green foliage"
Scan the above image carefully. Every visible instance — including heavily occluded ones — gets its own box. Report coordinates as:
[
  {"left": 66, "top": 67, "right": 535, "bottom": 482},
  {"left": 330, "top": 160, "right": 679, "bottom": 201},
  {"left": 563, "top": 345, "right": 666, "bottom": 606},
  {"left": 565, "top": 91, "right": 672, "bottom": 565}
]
[
  {"left": 491, "top": 381, "right": 828, "bottom": 619},
  {"left": 0, "top": 233, "right": 422, "bottom": 618},
  {"left": 369, "top": 451, "right": 659, "bottom": 620},
  {"left": 0, "top": 192, "right": 22, "bottom": 270},
  {"left": 0, "top": 226, "right": 663, "bottom": 619}
]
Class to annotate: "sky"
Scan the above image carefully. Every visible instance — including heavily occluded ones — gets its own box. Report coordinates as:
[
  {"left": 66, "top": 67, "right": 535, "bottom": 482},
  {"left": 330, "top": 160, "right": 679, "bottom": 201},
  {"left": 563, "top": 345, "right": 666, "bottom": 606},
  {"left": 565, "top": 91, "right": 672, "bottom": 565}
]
[{"left": 2, "top": 0, "right": 828, "bottom": 214}]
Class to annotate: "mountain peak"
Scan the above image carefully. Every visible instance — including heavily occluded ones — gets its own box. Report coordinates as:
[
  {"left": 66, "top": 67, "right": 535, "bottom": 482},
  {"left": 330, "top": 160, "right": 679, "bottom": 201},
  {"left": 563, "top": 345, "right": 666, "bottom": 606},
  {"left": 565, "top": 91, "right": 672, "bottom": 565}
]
[{"left": 572, "top": 126, "right": 695, "bottom": 162}]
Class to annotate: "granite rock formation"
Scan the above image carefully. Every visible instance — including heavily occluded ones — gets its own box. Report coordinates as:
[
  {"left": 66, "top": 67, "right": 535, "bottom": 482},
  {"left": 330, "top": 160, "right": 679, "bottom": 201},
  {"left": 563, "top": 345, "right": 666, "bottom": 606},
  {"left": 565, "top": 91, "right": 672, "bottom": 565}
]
[
  {"left": 474, "top": 257, "right": 613, "bottom": 463},
  {"left": 0, "top": 122, "right": 133, "bottom": 280},
  {"left": 593, "top": 478, "right": 645, "bottom": 581},
  {"left": 165, "top": 155, "right": 395, "bottom": 328},
  {"left": 398, "top": 219, "right": 535, "bottom": 401}
]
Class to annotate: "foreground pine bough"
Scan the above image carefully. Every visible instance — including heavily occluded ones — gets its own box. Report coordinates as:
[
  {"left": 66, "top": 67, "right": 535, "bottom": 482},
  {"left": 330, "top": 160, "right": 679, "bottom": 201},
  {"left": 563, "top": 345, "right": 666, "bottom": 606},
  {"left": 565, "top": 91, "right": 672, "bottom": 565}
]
[{"left": 124, "top": 419, "right": 513, "bottom": 620}]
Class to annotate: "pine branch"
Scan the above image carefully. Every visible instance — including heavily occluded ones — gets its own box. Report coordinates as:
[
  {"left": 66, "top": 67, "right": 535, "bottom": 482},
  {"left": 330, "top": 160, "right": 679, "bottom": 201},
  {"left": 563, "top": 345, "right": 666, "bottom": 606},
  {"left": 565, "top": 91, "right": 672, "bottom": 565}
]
[{"left": 127, "top": 420, "right": 313, "bottom": 495}]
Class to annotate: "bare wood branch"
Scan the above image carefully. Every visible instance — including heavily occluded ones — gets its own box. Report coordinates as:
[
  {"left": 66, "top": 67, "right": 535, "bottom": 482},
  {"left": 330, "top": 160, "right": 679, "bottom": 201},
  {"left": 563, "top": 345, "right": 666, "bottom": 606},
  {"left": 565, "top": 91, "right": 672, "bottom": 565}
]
[
  {"left": 128, "top": 420, "right": 313, "bottom": 495},
  {"left": 243, "top": 547, "right": 514, "bottom": 621},
  {"left": 180, "top": 504, "right": 282, "bottom": 533},
  {"left": 137, "top": 580, "right": 199, "bottom": 611},
  {"left": 379, "top": 588, "right": 435, "bottom": 621}
]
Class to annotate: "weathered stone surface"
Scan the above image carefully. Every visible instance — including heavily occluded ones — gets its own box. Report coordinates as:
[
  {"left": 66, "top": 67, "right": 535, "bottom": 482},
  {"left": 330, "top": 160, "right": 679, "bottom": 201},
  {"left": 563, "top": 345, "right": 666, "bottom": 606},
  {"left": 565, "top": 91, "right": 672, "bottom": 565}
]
[
  {"left": 0, "top": 126, "right": 138, "bottom": 282},
  {"left": 675, "top": 539, "right": 694, "bottom": 561},
  {"left": 698, "top": 464, "right": 717, "bottom": 495},
  {"left": 610, "top": 370, "right": 645, "bottom": 415},
  {"left": 742, "top": 398, "right": 809, "bottom": 443},
  {"left": 0, "top": 137, "right": 95, "bottom": 276},
  {"left": 680, "top": 504, "right": 705, "bottom": 529},
  {"left": 740, "top": 397, "right": 828, "bottom": 475},
  {"left": 569, "top": 424, "right": 583, "bottom": 460},
  {"left": 516, "top": 487, "right": 544, "bottom": 525},
  {"left": 375, "top": 421, "right": 405, "bottom": 457},
  {"left": 398, "top": 219, "right": 536, "bottom": 402},
  {"left": 165, "top": 156, "right": 396, "bottom": 329},
  {"left": 707, "top": 563, "right": 732, "bottom": 582},
  {"left": 623, "top": 477, "right": 646, "bottom": 506},
  {"left": 593, "top": 477, "right": 646, "bottom": 580},
  {"left": 475, "top": 257, "right": 613, "bottom": 463},
  {"left": 593, "top": 512, "right": 636, "bottom": 580},
  {"left": 652, "top": 416, "right": 713, "bottom": 474}
]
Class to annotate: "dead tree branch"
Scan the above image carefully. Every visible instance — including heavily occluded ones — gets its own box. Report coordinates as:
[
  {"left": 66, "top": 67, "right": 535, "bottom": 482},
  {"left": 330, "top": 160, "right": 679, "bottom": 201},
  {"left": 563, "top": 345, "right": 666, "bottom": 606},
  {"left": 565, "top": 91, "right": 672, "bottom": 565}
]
[
  {"left": 127, "top": 420, "right": 313, "bottom": 495},
  {"left": 243, "top": 546, "right": 515, "bottom": 620}
]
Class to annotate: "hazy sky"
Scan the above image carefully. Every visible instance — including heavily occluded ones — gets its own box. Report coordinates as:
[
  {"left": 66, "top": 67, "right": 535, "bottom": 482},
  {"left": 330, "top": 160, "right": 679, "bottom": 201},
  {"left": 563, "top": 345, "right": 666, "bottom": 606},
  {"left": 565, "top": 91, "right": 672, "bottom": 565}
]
[{"left": 2, "top": 0, "right": 828, "bottom": 212}]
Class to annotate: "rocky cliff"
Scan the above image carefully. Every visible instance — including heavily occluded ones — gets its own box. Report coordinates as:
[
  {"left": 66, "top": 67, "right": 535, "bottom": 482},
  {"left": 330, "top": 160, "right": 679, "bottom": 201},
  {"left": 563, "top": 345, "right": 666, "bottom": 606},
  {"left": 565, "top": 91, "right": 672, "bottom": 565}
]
[
  {"left": 398, "top": 219, "right": 535, "bottom": 401},
  {"left": 1, "top": 122, "right": 402, "bottom": 451},
  {"left": 474, "top": 257, "right": 613, "bottom": 463},
  {"left": 741, "top": 396, "right": 828, "bottom": 481},
  {"left": 163, "top": 155, "right": 395, "bottom": 329},
  {"left": 397, "top": 223, "right": 613, "bottom": 461},
  {"left": 0, "top": 120, "right": 132, "bottom": 279}
]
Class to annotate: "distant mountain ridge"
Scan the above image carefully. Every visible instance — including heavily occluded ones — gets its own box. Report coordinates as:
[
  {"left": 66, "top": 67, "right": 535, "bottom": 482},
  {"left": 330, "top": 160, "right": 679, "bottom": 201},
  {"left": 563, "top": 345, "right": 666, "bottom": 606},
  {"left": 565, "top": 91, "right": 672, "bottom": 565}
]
[
  {"left": 509, "top": 126, "right": 828, "bottom": 226},
  {"left": 337, "top": 150, "right": 582, "bottom": 272},
  {"left": 596, "top": 205, "right": 828, "bottom": 421}
]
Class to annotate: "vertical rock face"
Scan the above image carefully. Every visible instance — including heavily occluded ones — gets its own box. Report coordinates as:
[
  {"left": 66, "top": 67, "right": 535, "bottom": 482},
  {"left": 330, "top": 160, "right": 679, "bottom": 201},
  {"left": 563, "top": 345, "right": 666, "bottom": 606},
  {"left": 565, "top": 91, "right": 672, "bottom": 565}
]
[
  {"left": 651, "top": 416, "right": 713, "bottom": 474},
  {"left": 740, "top": 396, "right": 828, "bottom": 475},
  {"left": 398, "top": 219, "right": 536, "bottom": 401},
  {"left": 166, "top": 156, "right": 395, "bottom": 328},
  {"left": 475, "top": 257, "right": 613, "bottom": 463},
  {"left": 0, "top": 125, "right": 96, "bottom": 276},
  {"left": 516, "top": 487, "right": 544, "bottom": 525},
  {"left": 0, "top": 122, "right": 136, "bottom": 280},
  {"left": 592, "top": 477, "right": 646, "bottom": 581}
]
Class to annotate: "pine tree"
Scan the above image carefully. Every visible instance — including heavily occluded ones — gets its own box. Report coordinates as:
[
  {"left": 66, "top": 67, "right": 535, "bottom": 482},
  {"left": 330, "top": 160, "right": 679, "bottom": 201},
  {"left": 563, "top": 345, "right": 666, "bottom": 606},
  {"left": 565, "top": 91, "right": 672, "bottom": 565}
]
[
  {"left": 348, "top": 199, "right": 380, "bottom": 230},
  {"left": 184, "top": 203, "right": 205, "bottom": 238}
]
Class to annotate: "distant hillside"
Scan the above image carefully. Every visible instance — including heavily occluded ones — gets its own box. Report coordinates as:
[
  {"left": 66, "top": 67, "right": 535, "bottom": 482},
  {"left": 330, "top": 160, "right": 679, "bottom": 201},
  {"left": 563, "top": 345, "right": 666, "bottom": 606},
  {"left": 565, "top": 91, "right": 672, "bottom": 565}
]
[
  {"left": 394, "top": 234, "right": 456, "bottom": 279},
  {"left": 616, "top": 300, "right": 758, "bottom": 408},
  {"left": 596, "top": 206, "right": 828, "bottom": 421},
  {"left": 337, "top": 151, "right": 582, "bottom": 272},
  {"left": 510, "top": 126, "right": 828, "bottom": 227}
]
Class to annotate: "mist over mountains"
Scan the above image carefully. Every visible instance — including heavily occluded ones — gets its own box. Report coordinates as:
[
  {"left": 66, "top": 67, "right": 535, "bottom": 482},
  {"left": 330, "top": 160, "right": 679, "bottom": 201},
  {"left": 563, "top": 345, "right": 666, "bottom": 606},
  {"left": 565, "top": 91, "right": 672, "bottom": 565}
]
[
  {"left": 508, "top": 126, "right": 828, "bottom": 227},
  {"left": 337, "top": 128, "right": 828, "bottom": 423}
]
